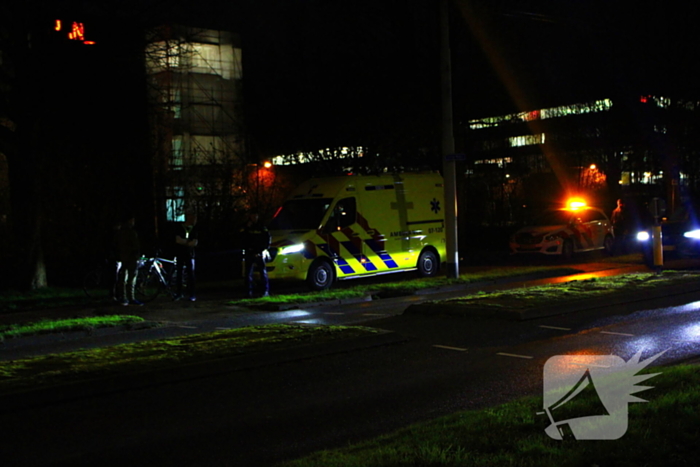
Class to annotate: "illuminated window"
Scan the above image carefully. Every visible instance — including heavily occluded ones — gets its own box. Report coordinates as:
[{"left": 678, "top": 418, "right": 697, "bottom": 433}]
[
  {"left": 145, "top": 41, "right": 180, "bottom": 71},
  {"left": 169, "top": 89, "right": 181, "bottom": 118},
  {"left": 190, "top": 43, "right": 241, "bottom": 80},
  {"left": 271, "top": 146, "right": 365, "bottom": 166},
  {"left": 166, "top": 187, "right": 185, "bottom": 221},
  {"left": 171, "top": 138, "right": 183, "bottom": 168},
  {"left": 469, "top": 99, "right": 613, "bottom": 130},
  {"left": 474, "top": 157, "right": 512, "bottom": 167},
  {"left": 508, "top": 133, "right": 545, "bottom": 147},
  {"left": 620, "top": 171, "right": 664, "bottom": 185}
]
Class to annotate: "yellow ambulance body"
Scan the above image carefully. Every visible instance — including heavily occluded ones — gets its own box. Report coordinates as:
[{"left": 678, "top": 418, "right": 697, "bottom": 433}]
[{"left": 266, "top": 172, "right": 447, "bottom": 290}]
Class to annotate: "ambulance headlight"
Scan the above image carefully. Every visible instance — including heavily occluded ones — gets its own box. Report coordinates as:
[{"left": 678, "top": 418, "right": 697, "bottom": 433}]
[
  {"left": 279, "top": 243, "right": 305, "bottom": 255},
  {"left": 683, "top": 229, "right": 700, "bottom": 239},
  {"left": 636, "top": 231, "right": 650, "bottom": 241}
]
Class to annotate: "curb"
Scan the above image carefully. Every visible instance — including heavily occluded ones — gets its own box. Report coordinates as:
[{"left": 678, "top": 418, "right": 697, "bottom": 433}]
[
  {"left": 0, "top": 329, "right": 408, "bottom": 411},
  {"left": 405, "top": 281, "right": 700, "bottom": 321}
]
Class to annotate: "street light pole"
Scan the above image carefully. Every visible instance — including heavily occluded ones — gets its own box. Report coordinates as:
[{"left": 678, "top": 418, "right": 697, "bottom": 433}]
[{"left": 441, "top": 0, "right": 459, "bottom": 278}]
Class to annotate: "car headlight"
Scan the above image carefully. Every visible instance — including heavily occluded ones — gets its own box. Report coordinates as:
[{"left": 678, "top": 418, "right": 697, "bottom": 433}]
[
  {"left": 636, "top": 231, "right": 650, "bottom": 241},
  {"left": 544, "top": 234, "right": 560, "bottom": 242},
  {"left": 279, "top": 243, "right": 305, "bottom": 255},
  {"left": 683, "top": 229, "right": 700, "bottom": 239}
]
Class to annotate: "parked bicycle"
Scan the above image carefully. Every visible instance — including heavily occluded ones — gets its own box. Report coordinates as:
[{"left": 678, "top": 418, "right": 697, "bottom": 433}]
[
  {"left": 134, "top": 254, "right": 187, "bottom": 302},
  {"left": 83, "top": 254, "right": 186, "bottom": 302}
]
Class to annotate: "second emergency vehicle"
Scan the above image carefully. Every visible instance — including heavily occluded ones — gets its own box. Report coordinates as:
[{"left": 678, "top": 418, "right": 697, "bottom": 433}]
[
  {"left": 509, "top": 200, "right": 615, "bottom": 259},
  {"left": 266, "top": 173, "right": 447, "bottom": 290}
]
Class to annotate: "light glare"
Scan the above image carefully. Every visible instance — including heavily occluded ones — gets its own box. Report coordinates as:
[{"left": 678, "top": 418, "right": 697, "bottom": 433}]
[{"left": 280, "top": 243, "right": 304, "bottom": 255}]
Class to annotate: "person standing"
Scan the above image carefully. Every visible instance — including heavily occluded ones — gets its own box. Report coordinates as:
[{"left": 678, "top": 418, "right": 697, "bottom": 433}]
[
  {"left": 110, "top": 219, "right": 122, "bottom": 302},
  {"left": 611, "top": 199, "right": 632, "bottom": 254},
  {"left": 174, "top": 211, "right": 198, "bottom": 301},
  {"left": 242, "top": 213, "right": 271, "bottom": 298},
  {"left": 116, "top": 215, "right": 143, "bottom": 306}
]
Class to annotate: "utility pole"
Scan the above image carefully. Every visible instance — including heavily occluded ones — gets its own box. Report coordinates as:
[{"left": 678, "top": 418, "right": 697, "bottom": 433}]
[{"left": 440, "top": 0, "right": 459, "bottom": 278}]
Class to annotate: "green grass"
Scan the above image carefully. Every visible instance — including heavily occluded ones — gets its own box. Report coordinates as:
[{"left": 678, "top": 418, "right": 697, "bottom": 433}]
[
  {"left": 0, "top": 315, "right": 146, "bottom": 341},
  {"left": 0, "top": 323, "right": 380, "bottom": 393},
  {"left": 0, "top": 287, "right": 90, "bottom": 312},
  {"left": 230, "top": 265, "right": 580, "bottom": 307},
  {"left": 232, "top": 288, "right": 370, "bottom": 308},
  {"left": 439, "top": 271, "right": 700, "bottom": 310},
  {"left": 279, "top": 363, "right": 700, "bottom": 467}
]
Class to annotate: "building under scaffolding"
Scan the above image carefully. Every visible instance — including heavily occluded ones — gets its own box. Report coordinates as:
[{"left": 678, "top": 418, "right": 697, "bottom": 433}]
[{"left": 144, "top": 24, "right": 245, "bottom": 227}]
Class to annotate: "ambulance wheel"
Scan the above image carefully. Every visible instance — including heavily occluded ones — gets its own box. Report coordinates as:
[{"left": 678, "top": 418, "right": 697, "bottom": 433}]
[
  {"left": 307, "top": 260, "right": 335, "bottom": 291},
  {"left": 417, "top": 249, "right": 439, "bottom": 277}
]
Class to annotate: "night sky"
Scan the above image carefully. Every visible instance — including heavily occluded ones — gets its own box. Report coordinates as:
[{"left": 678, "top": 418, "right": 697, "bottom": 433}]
[{"left": 67, "top": 0, "right": 700, "bottom": 155}]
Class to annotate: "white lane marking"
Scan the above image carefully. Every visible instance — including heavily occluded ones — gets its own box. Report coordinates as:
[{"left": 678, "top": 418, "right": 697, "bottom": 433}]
[
  {"left": 176, "top": 325, "right": 198, "bottom": 329},
  {"left": 362, "top": 313, "right": 389, "bottom": 316},
  {"left": 497, "top": 352, "right": 534, "bottom": 359},
  {"left": 539, "top": 325, "right": 572, "bottom": 331},
  {"left": 433, "top": 345, "right": 468, "bottom": 352},
  {"left": 324, "top": 312, "right": 345, "bottom": 315},
  {"left": 600, "top": 331, "right": 635, "bottom": 337}
]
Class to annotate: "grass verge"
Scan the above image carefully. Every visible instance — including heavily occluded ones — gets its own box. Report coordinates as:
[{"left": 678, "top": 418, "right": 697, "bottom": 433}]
[
  {"left": 0, "top": 323, "right": 380, "bottom": 394},
  {"left": 230, "top": 265, "right": 582, "bottom": 308},
  {"left": 434, "top": 271, "right": 700, "bottom": 311},
  {"left": 0, "top": 315, "right": 146, "bottom": 341},
  {"left": 279, "top": 362, "right": 700, "bottom": 467},
  {"left": 0, "top": 287, "right": 90, "bottom": 313}
]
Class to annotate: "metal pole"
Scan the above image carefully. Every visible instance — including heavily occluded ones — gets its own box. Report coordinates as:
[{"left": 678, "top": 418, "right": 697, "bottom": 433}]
[
  {"left": 651, "top": 197, "right": 664, "bottom": 272},
  {"left": 441, "top": 0, "right": 459, "bottom": 278}
]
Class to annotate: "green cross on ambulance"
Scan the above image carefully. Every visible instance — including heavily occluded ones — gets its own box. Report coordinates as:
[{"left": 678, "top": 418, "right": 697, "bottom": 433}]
[{"left": 266, "top": 173, "right": 447, "bottom": 290}]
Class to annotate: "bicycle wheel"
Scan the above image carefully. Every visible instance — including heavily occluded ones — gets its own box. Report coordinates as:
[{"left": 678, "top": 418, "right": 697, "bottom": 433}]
[
  {"left": 135, "top": 268, "right": 161, "bottom": 302},
  {"left": 83, "top": 268, "right": 106, "bottom": 299}
]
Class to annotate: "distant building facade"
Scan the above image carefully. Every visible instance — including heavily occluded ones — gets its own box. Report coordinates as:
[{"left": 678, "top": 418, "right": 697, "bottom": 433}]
[
  {"left": 144, "top": 25, "right": 245, "bottom": 225},
  {"left": 463, "top": 95, "right": 700, "bottom": 225}
]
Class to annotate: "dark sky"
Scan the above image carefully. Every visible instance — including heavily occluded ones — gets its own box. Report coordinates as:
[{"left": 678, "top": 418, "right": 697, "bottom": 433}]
[
  {"left": 76, "top": 0, "right": 700, "bottom": 155},
  {"left": 230, "top": 1, "right": 700, "bottom": 155}
]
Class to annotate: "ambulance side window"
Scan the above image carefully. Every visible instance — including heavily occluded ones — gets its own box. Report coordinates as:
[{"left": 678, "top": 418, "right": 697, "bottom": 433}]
[{"left": 324, "top": 197, "right": 356, "bottom": 232}]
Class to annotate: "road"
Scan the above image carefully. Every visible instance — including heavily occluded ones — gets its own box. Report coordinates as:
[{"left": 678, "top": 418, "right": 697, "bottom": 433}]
[{"left": 1, "top": 257, "right": 700, "bottom": 466}]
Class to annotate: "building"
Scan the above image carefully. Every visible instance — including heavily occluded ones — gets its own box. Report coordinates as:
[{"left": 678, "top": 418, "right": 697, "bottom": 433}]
[
  {"left": 463, "top": 95, "right": 700, "bottom": 226},
  {"left": 144, "top": 24, "right": 245, "bottom": 228}
]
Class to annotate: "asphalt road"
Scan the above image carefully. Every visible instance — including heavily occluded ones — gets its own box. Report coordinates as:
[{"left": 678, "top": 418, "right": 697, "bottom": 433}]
[{"left": 2, "top": 256, "right": 700, "bottom": 466}]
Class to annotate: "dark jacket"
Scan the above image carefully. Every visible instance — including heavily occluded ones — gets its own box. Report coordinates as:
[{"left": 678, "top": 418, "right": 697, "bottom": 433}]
[
  {"left": 174, "top": 222, "right": 199, "bottom": 259},
  {"left": 242, "top": 222, "right": 271, "bottom": 256},
  {"left": 116, "top": 226, "right": 140, "bottom": 263}
]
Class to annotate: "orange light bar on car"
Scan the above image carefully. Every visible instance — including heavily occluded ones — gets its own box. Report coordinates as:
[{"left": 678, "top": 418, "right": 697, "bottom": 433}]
[{"left": 566, "top": 198, "right": 587, "bottom": 210}]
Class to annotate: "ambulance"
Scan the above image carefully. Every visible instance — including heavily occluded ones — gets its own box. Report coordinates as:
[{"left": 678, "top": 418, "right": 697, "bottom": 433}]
[{"left": 266, "top": 172, "right": 447, "bottom": 290}]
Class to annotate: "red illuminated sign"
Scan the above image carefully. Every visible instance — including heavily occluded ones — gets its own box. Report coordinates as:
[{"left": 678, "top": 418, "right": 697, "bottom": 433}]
[{"left": 54, "top": 19, "right": 95, "bottom": 45}]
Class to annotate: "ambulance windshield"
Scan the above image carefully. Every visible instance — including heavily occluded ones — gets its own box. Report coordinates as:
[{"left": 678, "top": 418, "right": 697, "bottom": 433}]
[{"left": 269, "top": 198, "right": 333, "bottom": 230}]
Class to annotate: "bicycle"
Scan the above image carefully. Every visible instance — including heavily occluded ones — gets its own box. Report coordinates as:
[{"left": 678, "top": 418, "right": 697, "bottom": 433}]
[{"left": 135, "top": 254, "right": 187, "bottom": 302}]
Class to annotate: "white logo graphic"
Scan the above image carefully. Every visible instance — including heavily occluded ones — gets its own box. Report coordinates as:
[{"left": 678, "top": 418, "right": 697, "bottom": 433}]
[{"left": 540, "top": 350, "right": 665, "bottom": 440}]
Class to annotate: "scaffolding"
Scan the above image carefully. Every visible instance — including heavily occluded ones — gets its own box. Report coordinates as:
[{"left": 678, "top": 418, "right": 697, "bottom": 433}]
[{"left": 144, "top": 24, "right": 245, "bottom": 225}]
